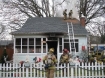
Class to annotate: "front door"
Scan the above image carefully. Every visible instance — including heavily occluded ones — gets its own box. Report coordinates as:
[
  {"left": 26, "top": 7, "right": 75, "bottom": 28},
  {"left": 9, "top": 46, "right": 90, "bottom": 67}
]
[{"left": 47, "top": 41, "right": 57, "bottom": 58}]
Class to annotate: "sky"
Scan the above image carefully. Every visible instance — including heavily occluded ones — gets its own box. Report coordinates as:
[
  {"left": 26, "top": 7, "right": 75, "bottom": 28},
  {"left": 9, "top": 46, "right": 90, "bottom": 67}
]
[
  {"left": 0, "top": 0, "right": 80, "bottom": 40},
  {"left": 0, "top": 0, "right": 105, "bottom": 40},
  {"left": 54, "top": 0, "right": 79, "bottom": 20}
]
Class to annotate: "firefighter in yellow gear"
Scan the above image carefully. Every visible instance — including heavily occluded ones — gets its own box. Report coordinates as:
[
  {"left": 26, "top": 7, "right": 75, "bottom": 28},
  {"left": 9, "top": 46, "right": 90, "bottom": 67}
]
[
  {"left": 68, "top": 10, "right": 73, "bottom": 19},
  {"left": 59, "top": 48, "right": 70, "bottom": 76},
  {"left": 43, "top": 48, "right": 57, "bottom": 78},
  {"left": 59, "top": 48, "right": 70, "bottom": 65},
  {"left": 63, "top": 9, "right": 67, "bottom": 20}
]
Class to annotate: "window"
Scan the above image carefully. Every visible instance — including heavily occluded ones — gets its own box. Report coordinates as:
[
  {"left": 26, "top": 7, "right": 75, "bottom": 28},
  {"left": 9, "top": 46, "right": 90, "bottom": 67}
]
[
  {"left": 22, "top": 38, "right": 27, "bottom": 53},
  {"left": 29, "top": 38, "right": 34, "bottom": 45},
  {"left": 64, "top": 39, "right": 79, "bottom": 52},
  {"left": 43, "top": 38, "right": 46, "bottom": 53},
  {"left": 22, "top": 46, "right": 27, "bottom": 53},
  {"left": 59, "top": 38, "right": 62, "bottom": 53},
  {"left": 15, "top": 46, "right": 21, "bottom": 53},
  {"left": 35, "top": 38, "right": 41, "bottom": 53},
  {"left": 29, "top": 38, "right": 34, "bottom": 53},
  {"left": 64, "top": 43, "right": 69, "bottom": 50},
  {"left": 15, "top": 38, "right": 47, "bottom": 53},
  {"left": 75, "top": 43, "right": 78, "bottom": 52},
  {"left": 22, "top": 38, "right": 27, "bottom": 45},
  {"left": 16, "top": 38, "right": 21, "bottom": 45},
  {"left": 15, "top": 38, "right": 21, "bottom": 53}
]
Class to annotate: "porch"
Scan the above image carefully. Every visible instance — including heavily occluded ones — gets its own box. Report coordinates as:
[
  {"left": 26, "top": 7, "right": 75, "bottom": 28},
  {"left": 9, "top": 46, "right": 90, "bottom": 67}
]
[
  {"left": 0, "top": 62, "right": 105, "bottom": 78},
  {"left": 13, "top": 36, "right": 86, "bottom": 63}
]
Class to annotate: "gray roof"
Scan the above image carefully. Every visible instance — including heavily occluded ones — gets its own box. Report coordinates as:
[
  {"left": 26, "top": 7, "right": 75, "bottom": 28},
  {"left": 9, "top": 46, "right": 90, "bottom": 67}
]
[{"left": 11, "top": 17, "right": 88, "bottom": 35}]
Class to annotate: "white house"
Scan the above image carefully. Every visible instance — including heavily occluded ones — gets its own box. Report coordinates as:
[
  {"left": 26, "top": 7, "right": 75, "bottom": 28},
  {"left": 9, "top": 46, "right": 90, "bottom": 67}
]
[{"left": 11, "top": 17, "right": 88, "bottom": 63}]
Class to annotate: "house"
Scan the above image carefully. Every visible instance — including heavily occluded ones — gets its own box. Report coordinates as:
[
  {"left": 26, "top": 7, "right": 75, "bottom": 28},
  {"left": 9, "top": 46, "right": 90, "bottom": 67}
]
[
  {"left": 0, "top": 40, "right": 13, "bottom": 62},
  {"left": 11, "top": 17, "right": 88, "bottom": 63}
]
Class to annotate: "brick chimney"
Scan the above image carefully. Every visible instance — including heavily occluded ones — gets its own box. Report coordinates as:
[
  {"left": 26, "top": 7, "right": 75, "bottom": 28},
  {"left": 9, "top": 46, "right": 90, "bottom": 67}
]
[{"left": 80, "top": 14, "right": 86, "bottom": 27}]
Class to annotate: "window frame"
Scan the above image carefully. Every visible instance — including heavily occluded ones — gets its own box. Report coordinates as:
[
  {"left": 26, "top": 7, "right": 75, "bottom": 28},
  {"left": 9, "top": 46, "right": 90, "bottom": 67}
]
[
  {"left": 15, "top": 37, "right": 47, "bottom": 53},
  {"left": 64, "top": 38, "right": 79, "bottom": 52}
]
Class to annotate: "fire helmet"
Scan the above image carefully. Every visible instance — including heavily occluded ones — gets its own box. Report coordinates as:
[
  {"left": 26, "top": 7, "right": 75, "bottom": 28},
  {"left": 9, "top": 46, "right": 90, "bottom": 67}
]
[
  {"left": 63, "top": 48, "right": 68, "bottom": 53},
  {"left": 49, "top": 48, "right": 54, "bottom": 52}
]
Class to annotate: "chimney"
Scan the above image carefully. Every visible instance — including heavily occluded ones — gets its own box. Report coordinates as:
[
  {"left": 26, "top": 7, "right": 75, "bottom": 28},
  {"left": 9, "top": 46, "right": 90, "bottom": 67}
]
[{"left": 80, "top": 14, "right": 86, "bottom": 27}]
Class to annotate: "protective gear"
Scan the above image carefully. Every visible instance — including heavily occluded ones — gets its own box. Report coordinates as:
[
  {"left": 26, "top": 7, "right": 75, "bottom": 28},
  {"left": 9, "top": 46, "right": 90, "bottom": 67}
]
[
  {"left": 63, "top": 48, "right": 68, "bottom": 53},
  {"left": 43, "top": 48, "right": 57, "bottom": 78},
  {"left": 63, "top": 9, "right": 67, "bottom": 20},
  {"left": 49, "top": 48, "right": 54, "bottom": 53},
  {"left": 46, "top": 53, "right": 53, "bottom": 65},
  {"left": 44, "top": 53, "right": 56, "bottom": 69},
  {"left": 59, "top": 49, "right": 70, "bottom": 65},
  {"left": 63, "top": 9, "right": 67, "bottom": 15},
  {"left": 68, "top": 10, "right": 73, "bottom": 19},
  {"left": 59, "top": 54, "right": 70, "bottom": 65}
]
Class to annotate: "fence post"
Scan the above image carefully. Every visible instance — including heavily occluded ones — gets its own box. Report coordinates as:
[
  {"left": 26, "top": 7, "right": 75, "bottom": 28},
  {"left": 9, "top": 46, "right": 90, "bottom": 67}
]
[
  {"left": 71, "top": 66, "right": 73, "bottom": 78},
  {"left": 26, "top": 68, "right": 28, "bottom": 77},
  {"left": 0, "top": 64, "right": 1, "bottom": 77}
]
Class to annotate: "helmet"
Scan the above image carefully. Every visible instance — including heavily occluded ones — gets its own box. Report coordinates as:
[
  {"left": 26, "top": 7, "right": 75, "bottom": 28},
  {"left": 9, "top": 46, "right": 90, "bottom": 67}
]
[
  {"left": 63, "top": 48, "right": 68, "bottom": 53},
  {"left": 65, "top": 9, "right": 67, "bottom": 11},
  {"left": 49, "top": 48, "right": 54, "bottom": 52}
]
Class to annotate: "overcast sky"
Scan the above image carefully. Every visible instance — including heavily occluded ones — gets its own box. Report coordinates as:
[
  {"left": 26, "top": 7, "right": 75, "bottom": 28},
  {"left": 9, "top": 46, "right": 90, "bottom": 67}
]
[
  {"left": 54, "top": 0, "right": 79, "bottom": 20},
  {"left": 0, "top": 0, "right": 105, "bottom": 40}
]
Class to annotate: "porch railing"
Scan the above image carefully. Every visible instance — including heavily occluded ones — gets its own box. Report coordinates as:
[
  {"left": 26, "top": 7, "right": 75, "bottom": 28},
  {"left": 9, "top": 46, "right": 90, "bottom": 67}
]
[{"left": 0, "top": 62, "right": 105, "bottom": 78}]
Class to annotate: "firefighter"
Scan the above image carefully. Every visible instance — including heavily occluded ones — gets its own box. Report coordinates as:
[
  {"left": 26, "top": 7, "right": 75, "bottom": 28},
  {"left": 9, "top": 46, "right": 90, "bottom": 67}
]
[
  {"left": 63, "top": 9, "right": 67, "bottom": 20},
  {"left": 43, "top": 48, "right": 57, "bottom": 78},
  {"left": 59, "top": 48, "right": 70, "bottom": 76},
  {"left": 68, "top": 10, "right": 73, "bottom": 19},
  {"left": 59, "top": 48, "right": 70, "bottom": 65}
]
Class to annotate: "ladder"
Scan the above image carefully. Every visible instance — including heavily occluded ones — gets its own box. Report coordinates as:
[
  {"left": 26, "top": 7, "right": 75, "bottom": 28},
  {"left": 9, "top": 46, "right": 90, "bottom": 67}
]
[{"left": 67, "top": 22, "right": 76, "bottom": 55}]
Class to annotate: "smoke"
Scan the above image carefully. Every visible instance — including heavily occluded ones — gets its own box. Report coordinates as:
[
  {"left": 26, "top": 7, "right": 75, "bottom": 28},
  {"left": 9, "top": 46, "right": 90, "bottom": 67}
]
[{"left": 54, "top": 0, "right": 79, "bottom": 20}]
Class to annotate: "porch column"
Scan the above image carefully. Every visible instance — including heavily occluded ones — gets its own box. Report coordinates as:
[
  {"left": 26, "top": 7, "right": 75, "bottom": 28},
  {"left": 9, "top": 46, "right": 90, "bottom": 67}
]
[
  {"left": 41, "top": 38, "right": 43, "bottom": 63},
  {"left": 21, "top": 38, "right": 22, "bottom": 53},
  {"left": 14, "top": 38, "right": 15, "bottom": 53},
  {"left": 57, "top": 38, "right": 59, "bottom": 62},
  {"left": 62, "top": 38, "right": 64, "bottom": 50}
]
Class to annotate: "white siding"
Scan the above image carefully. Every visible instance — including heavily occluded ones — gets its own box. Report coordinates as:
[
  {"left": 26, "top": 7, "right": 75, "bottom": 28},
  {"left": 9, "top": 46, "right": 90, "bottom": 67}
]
[{"left": 13, "top": 35, "right": 88, "bottom": 63}]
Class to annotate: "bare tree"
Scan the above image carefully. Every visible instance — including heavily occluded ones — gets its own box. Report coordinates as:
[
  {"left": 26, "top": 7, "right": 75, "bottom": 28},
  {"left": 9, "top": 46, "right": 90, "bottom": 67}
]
[
  {"left": 80, "top": 0, "right": 105, "bottom": 43},
  {"left": 76, "top": 0, "right": 105, "bottom": 36},
  {"left": 0, "top": 0, "right": 27, "bottom": 39},
  {"left": 1, "top": 0, "right": 105, "bottom": 40},
  {"left": 78, "top": 0, "right": 105, "bottom": 24},
  {"left": 1, "top": 0, "right": 71, "bottom": 39},
  {"left": 7, "top": 0, "right": 53, "bottom": 17},
  {"left": 0, "top": 0, "right": 56, "bottom": 39}
]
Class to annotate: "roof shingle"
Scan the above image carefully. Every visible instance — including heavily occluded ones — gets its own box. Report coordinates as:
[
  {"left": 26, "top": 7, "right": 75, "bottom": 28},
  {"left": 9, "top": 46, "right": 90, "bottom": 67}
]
[{"left": 11, "top": 17, "right": 88, "bottom": 35}]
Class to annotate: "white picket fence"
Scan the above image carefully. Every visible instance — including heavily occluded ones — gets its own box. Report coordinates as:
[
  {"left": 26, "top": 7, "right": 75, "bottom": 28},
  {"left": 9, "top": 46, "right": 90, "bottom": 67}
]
[{"left": 0, "top": 62, "right": 105, "bottom": 78}]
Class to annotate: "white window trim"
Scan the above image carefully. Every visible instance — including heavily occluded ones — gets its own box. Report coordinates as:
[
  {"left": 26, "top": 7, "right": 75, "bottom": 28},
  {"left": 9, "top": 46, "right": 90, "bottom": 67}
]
[{"left": 64, "top": 38, "right": 79, "bottom": 52}]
